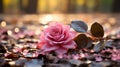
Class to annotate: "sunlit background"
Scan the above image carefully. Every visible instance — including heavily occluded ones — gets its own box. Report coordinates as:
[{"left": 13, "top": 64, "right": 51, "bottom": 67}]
[
  {"left": 0, "top": 0, "right": 120, "bottom": 14},
  {"left": 0, "top": 0, "right": 120, "bottom": 36}
]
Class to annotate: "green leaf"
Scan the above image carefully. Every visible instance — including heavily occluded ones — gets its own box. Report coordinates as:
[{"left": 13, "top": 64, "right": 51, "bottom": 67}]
[
  {"left": 90, "top": 22, "right": 104, "bottom": 37},
  {"left": 71, "top": 20, "right": 88, "bottom": 32}
]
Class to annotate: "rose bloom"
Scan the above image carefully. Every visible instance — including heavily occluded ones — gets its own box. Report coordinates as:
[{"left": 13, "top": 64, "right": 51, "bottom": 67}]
[{"left": 38, "top": 22, "right": 76, "bottom": 55}]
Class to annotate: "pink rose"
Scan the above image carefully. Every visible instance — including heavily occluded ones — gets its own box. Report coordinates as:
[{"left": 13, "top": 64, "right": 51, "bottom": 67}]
[{"left": 38, "top": 22, "right": 76, "bottom": 54}]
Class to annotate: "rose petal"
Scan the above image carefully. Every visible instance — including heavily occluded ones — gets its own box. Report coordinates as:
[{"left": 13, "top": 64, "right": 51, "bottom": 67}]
[
  {"left": 45, "top": 36, "right": 64, "bottom": 45},
  {"left": 40, "top": 32, "right": 46, "bottom": 41},
  {"left": 63, "top": 35, "right": 73, "bottom": 44},
  {"left": 57, "top": 35, "right": 65, "bottom": 41},
  {"left": 55, "top": 48, "right": 67, "bottom": 54},
  {"left": 46, "top": 33, "right": 62, "bottom": 41},
  {"left": 63, "top": 25, "right": 70, "bottom": 31},
  {"left": 41, "top": 44, "right": 59, "bottom": 52},
  {"left": 63, "top": 41, "right": 76, "bottom": 48},
  {"left": 95, "top": 57, "right": 103, "bottom": 61},
  {"left": 70, "top": 31, "right": 76, "bottom": 38},
  {"left": 37, "top": 42, "right": 45, "bottom": 49},
  {"left": 45, "top": 34, "right": 65, "bottom": 45},
  {"left": 44, "top": 22, "right": 62, "bottom": 35}
]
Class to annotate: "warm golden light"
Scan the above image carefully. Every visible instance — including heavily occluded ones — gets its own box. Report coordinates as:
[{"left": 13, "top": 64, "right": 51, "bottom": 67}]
[
  {"left": 44, "top": 15, "right": 53, "bottom": 22},
  {"left": 14, "top": 28, "right": 20, "bottom": 33},
  {"left": 1, "top": 21, "right": 7, "bottom": 27},
  {"left": 104, "top": 23, "right": 111, "bottom": 29},
  {"left": 9, "top": 61, "right": 15, "bottom": 66},
  {"left": 43, "top": 25, "right": 48, "bottom": 29},
  {"left": 40, "top": 15, "right": 53, "bottom": 24},
  {"left": 7, "top": 30, "right": 12, "bottom": 36},
  {"left": 35, "top": 30, "right": 41, "bottom": 35},
  {"left": 108, "top": 17, "right": 116, "bottom": 25}
]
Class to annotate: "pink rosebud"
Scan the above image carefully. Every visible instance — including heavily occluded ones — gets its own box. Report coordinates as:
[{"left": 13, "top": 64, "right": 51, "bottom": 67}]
[{"left": 38, "top": 22, "right": 76, "bottom": 55}]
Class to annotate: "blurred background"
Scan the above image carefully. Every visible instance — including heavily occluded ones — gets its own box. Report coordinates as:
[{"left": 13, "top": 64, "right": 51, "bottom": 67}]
[
  {"left": 0, "top": 0, "right": 120, "bottom": 34},
  {"left": 0, "top": 0, "right": 120, "bottom": 14},
  {"left": 0, "top": 0, "right": 120, "bottom": 38}
]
